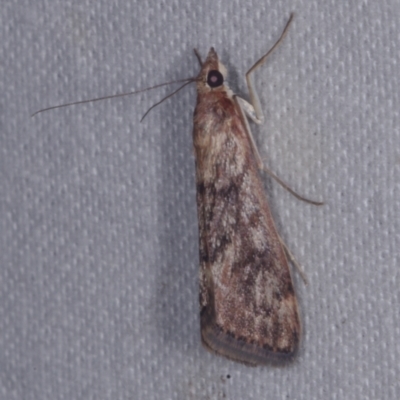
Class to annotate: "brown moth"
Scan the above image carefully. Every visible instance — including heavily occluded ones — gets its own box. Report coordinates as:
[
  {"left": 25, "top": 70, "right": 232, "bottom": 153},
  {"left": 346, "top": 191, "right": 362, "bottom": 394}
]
[
  {"left": 31, "top": 13, "right": 318, "bottom": 367},
  {"left": 193, "top": 15, "right": 301, "bottom": 365}
]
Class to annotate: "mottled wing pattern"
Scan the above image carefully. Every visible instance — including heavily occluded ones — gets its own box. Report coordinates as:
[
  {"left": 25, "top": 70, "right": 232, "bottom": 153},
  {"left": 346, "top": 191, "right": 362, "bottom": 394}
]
[{"left": 193, "top": 48, "right": 300, "bottom": 365}]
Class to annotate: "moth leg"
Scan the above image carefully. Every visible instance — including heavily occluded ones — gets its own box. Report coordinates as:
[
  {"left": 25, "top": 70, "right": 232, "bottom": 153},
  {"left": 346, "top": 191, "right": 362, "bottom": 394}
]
[
  {"left": 245, "top": 13, "right": 294, "bottom": 122},
  {"left": 240, "top": 14, "right": 323, "bottom": 205},
  {"left": 233, "top": 14, "right": 294, "bottom": 169},
  {"left": 236, "top": 97, "right": 262, "bottom": 124},
  {"left": 278, "top": 235, "right": 308, "bottom": 285},
  {"left": 261, "top": 164, "right": 324, "bottom": 206},
  {"left": 235, "top": 99, "right": 324, "bottom": 206},
  {"left": 236, "top": 95, "right": 323, "bottom": 205}
]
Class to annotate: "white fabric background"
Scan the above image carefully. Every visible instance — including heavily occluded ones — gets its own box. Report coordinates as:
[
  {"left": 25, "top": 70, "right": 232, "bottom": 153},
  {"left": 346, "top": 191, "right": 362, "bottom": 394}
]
[{"left": 1, "top": 0, "right": 399, "bottom": 399}]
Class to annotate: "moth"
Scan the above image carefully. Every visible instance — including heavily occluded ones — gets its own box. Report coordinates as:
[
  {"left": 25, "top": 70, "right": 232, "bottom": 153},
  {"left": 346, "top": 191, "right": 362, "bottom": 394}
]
[
  {"left": 32, "top": 13, "right": 322, "bottom": 366},
  {"left": 192, "top": 14, "right": 317, "bottom": 366}
]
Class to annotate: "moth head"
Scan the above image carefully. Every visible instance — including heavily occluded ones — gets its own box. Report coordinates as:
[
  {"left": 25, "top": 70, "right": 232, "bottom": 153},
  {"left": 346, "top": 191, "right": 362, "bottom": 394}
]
[{"left": 196, "top": 48, "right": 228, "bottom": 93}]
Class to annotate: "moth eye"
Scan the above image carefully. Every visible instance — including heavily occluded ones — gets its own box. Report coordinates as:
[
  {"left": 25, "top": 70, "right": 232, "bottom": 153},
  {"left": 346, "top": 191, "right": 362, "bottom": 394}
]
[{"left": 207, "top": 70, "right": 224, "bottom": 88}]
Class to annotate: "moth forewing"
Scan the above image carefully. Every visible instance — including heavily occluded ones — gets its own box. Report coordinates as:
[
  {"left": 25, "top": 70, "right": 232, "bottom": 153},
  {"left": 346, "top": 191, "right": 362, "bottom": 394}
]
[{"left": 193, "top": 44, "right": 301, "bottom": 366}]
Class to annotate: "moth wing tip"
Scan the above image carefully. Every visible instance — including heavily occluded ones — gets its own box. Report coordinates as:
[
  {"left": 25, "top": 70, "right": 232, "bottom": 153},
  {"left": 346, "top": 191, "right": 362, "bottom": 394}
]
[{"left": 201, "top": 320, "right": 300, "bottom": 366}]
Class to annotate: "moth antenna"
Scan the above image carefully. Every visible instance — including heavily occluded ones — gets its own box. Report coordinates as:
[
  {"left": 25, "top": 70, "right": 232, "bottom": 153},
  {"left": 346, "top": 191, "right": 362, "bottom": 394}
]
[
  {"left": 140, "top": 79, "right": 195, "bottom": 122},
  {"left": 31, "top": 77, "right": 195, "bottom": 117}
]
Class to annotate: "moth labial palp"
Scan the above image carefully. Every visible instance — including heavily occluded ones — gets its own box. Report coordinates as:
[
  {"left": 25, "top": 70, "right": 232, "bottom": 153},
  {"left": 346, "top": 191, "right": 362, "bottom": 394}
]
[{"left": 193, "top": 13, "right": 307, "bottom": 366}]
